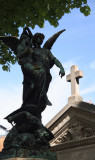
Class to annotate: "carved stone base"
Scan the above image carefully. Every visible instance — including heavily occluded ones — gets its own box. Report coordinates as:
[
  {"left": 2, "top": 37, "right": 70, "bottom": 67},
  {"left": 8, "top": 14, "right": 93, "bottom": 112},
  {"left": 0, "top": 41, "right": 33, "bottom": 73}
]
[
  {"left": 57, "top": 144, "right": 95, "bottom": 160},
  {"left": 4, "top": 158, "right": 48, "bottom": 160},
  {"left": 0, "top": 147, "right": 56, "bottom": 160},
  {"left": 68, "top": 95, "right": 83, "bottom": 104},
  {"left": 51, "top": 137, "right": 95, "bottom": 160}
]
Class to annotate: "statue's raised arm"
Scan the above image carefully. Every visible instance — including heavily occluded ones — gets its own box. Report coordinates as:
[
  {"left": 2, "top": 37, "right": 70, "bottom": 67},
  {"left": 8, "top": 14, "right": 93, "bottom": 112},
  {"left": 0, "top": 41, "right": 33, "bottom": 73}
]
[{"left": 0, "top": 27, "right": 33, "bottom": 57}]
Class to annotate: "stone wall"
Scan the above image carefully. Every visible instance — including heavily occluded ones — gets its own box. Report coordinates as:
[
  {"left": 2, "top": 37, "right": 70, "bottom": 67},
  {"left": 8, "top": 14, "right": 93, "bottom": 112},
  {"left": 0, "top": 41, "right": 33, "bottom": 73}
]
[
  {"left": 51, "top": 136, "right": 95, "bottom": 160},
  {"left": 57, "top": 144, "right": 95, "bottom": 160}
]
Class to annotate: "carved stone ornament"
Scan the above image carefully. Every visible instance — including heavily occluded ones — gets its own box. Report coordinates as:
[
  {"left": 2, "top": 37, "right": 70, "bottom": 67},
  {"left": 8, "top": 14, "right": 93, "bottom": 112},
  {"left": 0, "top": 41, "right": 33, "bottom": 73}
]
[
  {"left": 51, "top": 119, "right": 95, "bottom": 145},
  {"left": 52, "top": 116, "right": 70, "bottom": 134}
]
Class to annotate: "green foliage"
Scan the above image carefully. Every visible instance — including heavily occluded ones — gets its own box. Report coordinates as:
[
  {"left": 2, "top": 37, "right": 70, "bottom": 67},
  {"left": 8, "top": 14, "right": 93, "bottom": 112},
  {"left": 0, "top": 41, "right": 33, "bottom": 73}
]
[{"left": 0, "top": 0, "right": 91, "bottom": 71}]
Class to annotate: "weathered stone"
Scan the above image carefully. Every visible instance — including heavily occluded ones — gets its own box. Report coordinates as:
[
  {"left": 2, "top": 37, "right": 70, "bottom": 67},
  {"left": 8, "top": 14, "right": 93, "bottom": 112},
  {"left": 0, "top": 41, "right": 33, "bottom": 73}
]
[
  {"left": 46, "top": 101, "right": 95, "bottom": 159},
  {"left": 66, "top": 65, "right": 83, "bottom": 103},
  {"left": 68, "top": 94, "right": 83, "bottom": 104},
  {"left": 4, "top": 158, "right": 48, "bottom": 160},
  {"left": 56, "top": 144, "right": 95, "bottom": 160},
  {"left": 45, "top": 64, "right": 95, "bottom": 159}
]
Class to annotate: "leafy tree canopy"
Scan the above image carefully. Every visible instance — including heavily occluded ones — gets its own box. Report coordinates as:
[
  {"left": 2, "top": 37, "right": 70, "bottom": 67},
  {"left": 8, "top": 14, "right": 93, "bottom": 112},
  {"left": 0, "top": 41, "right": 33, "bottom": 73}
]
[{"left": 0, "top": 0, "right": 91, "bottom": 71}]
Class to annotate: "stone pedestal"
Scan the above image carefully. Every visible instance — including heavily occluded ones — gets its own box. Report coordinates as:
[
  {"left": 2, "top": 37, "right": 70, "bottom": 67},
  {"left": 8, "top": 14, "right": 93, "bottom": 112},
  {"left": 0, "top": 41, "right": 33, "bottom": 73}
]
[
  {"left": 51, "top": 137, "right": 95, "bottom": 160},
  {"left": 4, "top": 158, "right": 48, "bottom": 160},
  {"left": 57, "top": 144, "right": 95, "bottom": 160},
  {"left": 68, "top": 94, "right": 83, "bottom": 104},
  {"left": 0, "top": 147, "right": 56, "bottom": 160}
]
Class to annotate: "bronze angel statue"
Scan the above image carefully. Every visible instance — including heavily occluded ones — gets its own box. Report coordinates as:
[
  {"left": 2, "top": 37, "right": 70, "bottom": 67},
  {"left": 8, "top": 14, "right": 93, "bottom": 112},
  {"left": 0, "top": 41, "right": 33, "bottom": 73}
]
[
  {"left": 0, "top": 27, "right": 65, "bottom": 120},
  {"left": 0, "top": 27, "right": 66, "bottom": 158}
]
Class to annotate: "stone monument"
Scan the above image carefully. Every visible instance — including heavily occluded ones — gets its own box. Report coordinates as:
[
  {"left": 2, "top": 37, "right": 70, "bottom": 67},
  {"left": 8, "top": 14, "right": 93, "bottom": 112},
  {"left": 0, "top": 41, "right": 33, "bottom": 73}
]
[
  {"left": 0, "top": 27, "right": 65, "bottom": 160},
  {"left": 46, "top": 65, "right": 95, "bottom": 160},
  {"left": 66, "top": 65, "right": 83, "bottom": 103}
]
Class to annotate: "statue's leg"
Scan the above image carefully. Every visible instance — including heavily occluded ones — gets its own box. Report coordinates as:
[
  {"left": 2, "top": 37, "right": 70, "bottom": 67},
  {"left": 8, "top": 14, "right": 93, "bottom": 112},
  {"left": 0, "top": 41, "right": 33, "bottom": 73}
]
[
  {"left": 45, "top": 72, "right": 52, "bottom": 93},
  {"left": 22, "top": 81, "right": 29, "bottom": 107},
  {"left": 35, "top": 69, "right": 46, "bottom": 105},
  {"left": 22, "top": 79, "right": 35, "bottom": 107},
  {"left": 45, "top": 72, "right": 52, "bottom": 106}
]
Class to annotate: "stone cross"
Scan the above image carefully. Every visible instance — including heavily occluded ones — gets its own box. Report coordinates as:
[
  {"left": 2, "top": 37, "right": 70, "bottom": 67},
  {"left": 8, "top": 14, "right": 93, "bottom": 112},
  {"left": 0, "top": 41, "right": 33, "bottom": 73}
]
[{"left": 66, "top": 65, "right": 83, "bottom": 103}]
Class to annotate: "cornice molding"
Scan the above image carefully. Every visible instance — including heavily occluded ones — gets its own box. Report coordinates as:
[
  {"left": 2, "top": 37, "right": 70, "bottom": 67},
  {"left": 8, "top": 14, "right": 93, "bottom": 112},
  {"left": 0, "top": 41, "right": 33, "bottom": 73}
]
[{"left": 51, "top": 136, "right": 95, "bottom": 151}]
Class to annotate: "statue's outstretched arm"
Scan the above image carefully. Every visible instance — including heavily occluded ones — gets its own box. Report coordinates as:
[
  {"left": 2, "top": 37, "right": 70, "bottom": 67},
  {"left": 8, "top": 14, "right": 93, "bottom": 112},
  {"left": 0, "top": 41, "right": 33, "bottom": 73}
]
[
  {"left": 23, "top": 27, "right": 33, "bottom": 39},
  {"left": 54, "top": 58, "right": 65, "bottom": 78},
  {"left": 48, "top": 51, "right": 65, "bottom": 78}
]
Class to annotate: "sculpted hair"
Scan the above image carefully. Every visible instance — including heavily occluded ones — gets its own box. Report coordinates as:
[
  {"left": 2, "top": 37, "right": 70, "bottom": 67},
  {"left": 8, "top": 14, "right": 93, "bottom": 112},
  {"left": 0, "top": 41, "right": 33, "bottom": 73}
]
[{"left": 32, "top": 33, "right": 45, "bottom": 44}]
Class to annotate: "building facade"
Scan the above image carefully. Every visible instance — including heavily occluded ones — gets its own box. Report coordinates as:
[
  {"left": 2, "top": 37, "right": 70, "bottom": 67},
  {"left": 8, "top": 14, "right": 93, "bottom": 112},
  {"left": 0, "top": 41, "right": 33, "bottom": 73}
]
[{"left": 46, "top": 65, "right": 95, "bottom": 160}]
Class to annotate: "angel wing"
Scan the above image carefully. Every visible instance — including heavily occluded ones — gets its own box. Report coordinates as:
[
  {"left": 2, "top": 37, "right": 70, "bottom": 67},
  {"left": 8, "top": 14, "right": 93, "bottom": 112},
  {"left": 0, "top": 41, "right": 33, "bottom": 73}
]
[
  {"left": 43, "top": 29, "right": 66, "bottom": 50},
  {"left": 0, "top": 36, "right": 19, "bottom": 55}
]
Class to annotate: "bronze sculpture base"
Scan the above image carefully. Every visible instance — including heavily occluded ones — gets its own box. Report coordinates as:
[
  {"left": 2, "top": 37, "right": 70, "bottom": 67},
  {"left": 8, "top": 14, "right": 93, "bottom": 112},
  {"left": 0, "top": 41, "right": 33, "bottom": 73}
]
[{"left": 4, "top": 158, "right": 48, "bottom": 160}]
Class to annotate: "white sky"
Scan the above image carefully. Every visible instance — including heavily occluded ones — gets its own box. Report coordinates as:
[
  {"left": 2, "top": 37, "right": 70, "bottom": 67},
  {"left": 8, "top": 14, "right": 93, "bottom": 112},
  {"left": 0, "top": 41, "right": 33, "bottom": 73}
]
[{"left": 0, "top": 1, "right": 95, "bottom": 129}]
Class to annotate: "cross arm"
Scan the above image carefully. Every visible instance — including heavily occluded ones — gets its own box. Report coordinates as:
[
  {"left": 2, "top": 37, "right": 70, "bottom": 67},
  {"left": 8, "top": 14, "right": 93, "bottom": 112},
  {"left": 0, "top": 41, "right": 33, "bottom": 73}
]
[
  {"left": 66, "top": 74, "right": 71, "bottom": 82},
  {"left": 75, "top": 70, "right": 83, "bottom": 79}
]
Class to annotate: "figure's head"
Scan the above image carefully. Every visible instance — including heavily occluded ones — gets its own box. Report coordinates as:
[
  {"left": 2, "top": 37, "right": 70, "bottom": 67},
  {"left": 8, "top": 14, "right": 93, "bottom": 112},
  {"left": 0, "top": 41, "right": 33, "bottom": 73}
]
[{"left": 33, "top": 33, "right": 45, "bottom": 47}]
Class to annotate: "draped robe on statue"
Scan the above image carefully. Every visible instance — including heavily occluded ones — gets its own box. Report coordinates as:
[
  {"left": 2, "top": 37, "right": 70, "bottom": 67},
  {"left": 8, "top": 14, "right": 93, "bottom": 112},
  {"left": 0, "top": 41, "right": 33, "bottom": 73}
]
[{"left": 18, "top": 46, "right": 55, "bottom": 117}]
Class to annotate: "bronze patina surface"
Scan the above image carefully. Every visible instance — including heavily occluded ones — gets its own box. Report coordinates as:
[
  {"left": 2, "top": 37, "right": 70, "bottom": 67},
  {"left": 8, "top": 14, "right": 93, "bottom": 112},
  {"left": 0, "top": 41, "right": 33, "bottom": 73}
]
[{"left": 0, "top": 27, "right": 65, "bottom": 160}]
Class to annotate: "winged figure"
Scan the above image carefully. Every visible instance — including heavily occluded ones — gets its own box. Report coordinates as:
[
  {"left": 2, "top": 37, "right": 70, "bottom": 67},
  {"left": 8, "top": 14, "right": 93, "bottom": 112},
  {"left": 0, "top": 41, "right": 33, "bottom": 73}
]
[{"left": 0, "top": 27, "right": 65, "bottom": 120}]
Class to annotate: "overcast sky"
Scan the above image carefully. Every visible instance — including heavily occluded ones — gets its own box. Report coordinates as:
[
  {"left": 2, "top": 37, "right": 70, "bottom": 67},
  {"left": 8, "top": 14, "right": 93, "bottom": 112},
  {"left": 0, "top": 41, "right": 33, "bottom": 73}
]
[{"left": 0, "top": 1, "right": 95, "bottom": 129}]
